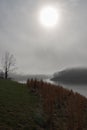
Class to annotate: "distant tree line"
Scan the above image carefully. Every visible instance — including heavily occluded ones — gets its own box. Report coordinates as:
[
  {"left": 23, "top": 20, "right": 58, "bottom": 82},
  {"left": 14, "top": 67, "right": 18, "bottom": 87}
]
[{"left": 52, "top": 68, "right": 87, "bottom": 84}]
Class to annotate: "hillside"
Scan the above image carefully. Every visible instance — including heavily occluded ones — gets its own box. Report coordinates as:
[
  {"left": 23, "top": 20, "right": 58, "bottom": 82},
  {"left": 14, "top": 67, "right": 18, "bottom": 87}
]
[
  {"left": 0, "top": 79, "right": 42, "bottom": 130},
  {"left": 0, "top": 79, "right": 87, "bottom": 130},
  {"left": 51, "top": 68, "right": 87, "bottom": 84},
  {"left": 27, "top": 79, "right": 87, "bottom": 130}
]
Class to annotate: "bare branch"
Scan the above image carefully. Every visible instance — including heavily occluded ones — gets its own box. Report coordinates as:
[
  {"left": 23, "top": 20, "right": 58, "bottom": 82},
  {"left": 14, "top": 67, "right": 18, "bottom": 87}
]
[{"left": 1, "top": 52, "right": 16, "bottom": 79}]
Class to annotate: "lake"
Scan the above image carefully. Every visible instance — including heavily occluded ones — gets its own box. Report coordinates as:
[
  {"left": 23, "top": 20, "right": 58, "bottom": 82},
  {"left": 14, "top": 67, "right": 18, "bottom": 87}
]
[
  {"left": 18, "top": 79, "right": 87, "bottom": 98},
  {"left": 45, "top": 79, "right": 87, "bottom": 98}
]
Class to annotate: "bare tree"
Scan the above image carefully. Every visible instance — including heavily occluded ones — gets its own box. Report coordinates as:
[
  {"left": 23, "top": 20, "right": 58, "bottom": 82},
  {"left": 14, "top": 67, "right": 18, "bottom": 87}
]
[{"left": 1, "top": 52, "right": 16, "bottom": 79}]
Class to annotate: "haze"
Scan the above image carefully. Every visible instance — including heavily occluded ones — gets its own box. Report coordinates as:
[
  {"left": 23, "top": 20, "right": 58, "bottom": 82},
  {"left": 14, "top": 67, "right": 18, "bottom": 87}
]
[{"left": 0, "top": 0, "right": 87, "bottom": 74}]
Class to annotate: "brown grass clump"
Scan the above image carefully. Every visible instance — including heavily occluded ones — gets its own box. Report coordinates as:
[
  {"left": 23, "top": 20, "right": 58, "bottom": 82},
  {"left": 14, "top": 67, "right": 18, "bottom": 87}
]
[{"left": 27, "top": 79, "right": 87, "bottom": 130}]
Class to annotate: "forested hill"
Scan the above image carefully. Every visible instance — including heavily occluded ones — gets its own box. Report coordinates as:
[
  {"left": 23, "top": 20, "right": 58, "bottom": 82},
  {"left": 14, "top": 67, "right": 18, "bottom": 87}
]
[{"left": 51, "top": 68, "right": 87, "bottom": 84}]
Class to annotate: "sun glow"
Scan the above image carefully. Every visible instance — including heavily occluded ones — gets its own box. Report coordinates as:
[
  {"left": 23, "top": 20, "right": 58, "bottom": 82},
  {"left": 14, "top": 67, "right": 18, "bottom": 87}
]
[{"left": 39, "top": 6, "right": 59, "bottom": 28}]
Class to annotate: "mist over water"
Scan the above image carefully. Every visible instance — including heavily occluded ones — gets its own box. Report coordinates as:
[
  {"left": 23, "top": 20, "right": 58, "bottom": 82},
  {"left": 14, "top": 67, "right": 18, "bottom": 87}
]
[
  {"left": 46, "top": 79, "right": 87, "bottom": 98},
  {"left": 18, "top": 78, "right": 87, "bottom": 98},
  {"left": 60, "top": 84, "right": 87, "bottom": 98}
]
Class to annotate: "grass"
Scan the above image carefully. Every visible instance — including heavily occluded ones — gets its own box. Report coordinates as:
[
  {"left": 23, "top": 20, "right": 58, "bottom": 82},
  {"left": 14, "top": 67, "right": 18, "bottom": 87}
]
[
  {"left": 0, "top": 79, "right": 41, "bottom": 130},
  {"left": 0, "top": 79, "right": 87, "bottom": 130}
]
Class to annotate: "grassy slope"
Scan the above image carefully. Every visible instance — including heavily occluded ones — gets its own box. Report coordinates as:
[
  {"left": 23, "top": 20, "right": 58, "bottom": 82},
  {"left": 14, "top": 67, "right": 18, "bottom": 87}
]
[
  {"left": 0, "top": 79, "right": 87, "bottom": 130},
  {"left": 0, "top": 79, "right": 41, "bottom": 130}
]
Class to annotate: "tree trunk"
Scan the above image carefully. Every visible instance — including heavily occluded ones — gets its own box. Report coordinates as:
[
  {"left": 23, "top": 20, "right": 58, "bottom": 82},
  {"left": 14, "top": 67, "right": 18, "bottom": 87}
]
[{"left": 5, "top": 68, "right": 8, "bottom": 79}]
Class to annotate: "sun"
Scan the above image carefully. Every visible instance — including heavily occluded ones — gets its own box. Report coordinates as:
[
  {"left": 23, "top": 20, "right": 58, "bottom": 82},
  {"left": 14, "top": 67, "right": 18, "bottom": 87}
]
[{"left": 39, "top": 6, "right": 59, "bottom": 28}]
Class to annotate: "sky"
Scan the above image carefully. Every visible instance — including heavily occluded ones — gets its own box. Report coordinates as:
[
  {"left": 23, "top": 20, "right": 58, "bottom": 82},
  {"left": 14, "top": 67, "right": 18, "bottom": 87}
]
[{"left": 0, "top": 0, "right": 87, "bottom": 74}]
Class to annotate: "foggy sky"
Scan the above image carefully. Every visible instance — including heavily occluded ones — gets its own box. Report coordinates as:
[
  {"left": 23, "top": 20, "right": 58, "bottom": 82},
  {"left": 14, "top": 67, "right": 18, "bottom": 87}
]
[{"left": 0, "top": 0, "right": 87, "bottom": 74}]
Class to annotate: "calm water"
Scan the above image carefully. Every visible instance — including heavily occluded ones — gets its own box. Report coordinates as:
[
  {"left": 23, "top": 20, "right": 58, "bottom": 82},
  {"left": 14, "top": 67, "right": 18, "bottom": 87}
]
[
  {"left": 45, "top": 79, "right": 87, "bottom": 98},
  {"left": 18, "top": 79, "right": 87, "bottom": 98}
]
